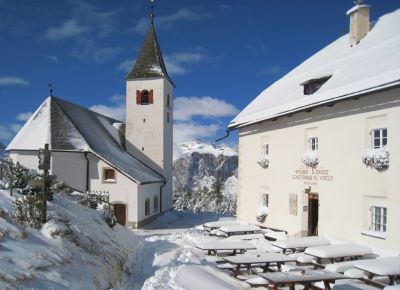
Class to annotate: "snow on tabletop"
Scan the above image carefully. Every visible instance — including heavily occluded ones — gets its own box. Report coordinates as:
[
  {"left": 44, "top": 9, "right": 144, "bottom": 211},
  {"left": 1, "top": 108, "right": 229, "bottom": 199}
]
[
  {"left": 225, "top": 233, "right": 265, "bottom": 241},
  {"left": 204, "top": 220, "right": 239, "bottom": 228},
  {"left": 343, "top": 268, "right": 367, "bottom": 279},
  {"left": 0, "top": 190, "right": 142, "bottom": 290},
  {"left": 178, "top": 140, "right": 237, "bottom": 157},
  {"left": 384, "top": 286, "right": 400, "bottom": 290},
  {"left": 305, "top": 244, "right": 372, "bottom": 258},
  {"left": 325, "top": 260, "right": 367, "bottom": 273},
  {"left": 273, "top": 236, "right": 330, "bottom": 249},
  {"left": 219, "top": 224, "right": 261, "bottom": 232},
  {"left": 229, "top": 9, "right": 400, "bottom": 129},
  {"left": 353, "top": 256, "right": 400, "bottom": 276},
  {"left": 196, "top": 241, "right": 256, "bottom": 250}
]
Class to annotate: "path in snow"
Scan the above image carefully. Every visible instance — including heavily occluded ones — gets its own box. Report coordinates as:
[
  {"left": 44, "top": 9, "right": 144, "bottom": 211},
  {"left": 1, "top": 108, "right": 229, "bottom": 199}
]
[{"left": 120, "top": 211, "right": 249, "bottom": 290}]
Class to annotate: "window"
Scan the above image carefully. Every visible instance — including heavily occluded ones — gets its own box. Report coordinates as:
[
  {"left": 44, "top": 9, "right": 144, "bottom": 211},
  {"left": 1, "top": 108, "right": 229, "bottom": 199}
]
[
  {"left": 167, "top": 94, "right": 171, "bottom": 108},
  {"left": 262, "top": 144, "right": 269, "bottom": 155},
  {"left": 145, "top": 198, "right": 150, "bottom": 216},
  {"left": 371, "top": 128, "right": 387, "bottom": 149},
  {"left": 301, "top": 76, "right": 331, "bottom": 95},
  {"left": 136, "top": 89, "right": 154, "bottom": 105},
  {"left": 141, "top": 90, "right": 149, "bottom": 105},
  {"left": 262, "top": 194, "right": 269, "bottom": 207},
  {"left": 308, "top": 137, "right": 318, "bottom": 151},
  {"left": 153, "top": 196, "right": 159, "bottom": 212},
  {"left": 167, "top": 112, "right": 170, "bottom": 123},
  {"left": 103, "top": 168, "right": 116, "bottom": 182},
  {"left": 370, "top": 206, "right": 387, "bottom": 232}
]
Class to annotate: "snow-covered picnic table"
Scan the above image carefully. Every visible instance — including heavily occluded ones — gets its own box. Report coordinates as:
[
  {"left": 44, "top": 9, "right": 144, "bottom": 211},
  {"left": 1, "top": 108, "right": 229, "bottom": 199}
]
[
  {"left": 222, "top": 252, "right": 296, "bottom": 276},
  {"left": 202, "top": 220, "right": 240, "bottom": 232},
  {"left": 272, "top": 236, "right": 330, "bottom": 253},
  {"left": 254, "top": 269, "right": 347, "bottom": 290},
  {"left": 354, "top": 256, "right": 400, "bottom": 285},
  {"left": 219, "top": 225, "right": 261, "bottom": 236},
  {"left": 305, "top": 243, "right": 372, "bottom": 263},
  {"left": 195, "top": 241, "right": 256, "bottom": 256}
]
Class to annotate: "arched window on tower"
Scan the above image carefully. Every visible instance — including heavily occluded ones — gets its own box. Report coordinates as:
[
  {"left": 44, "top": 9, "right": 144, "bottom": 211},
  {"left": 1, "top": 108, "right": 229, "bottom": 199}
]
[
  {"left": 136, "top": 89, "right": 154, "bottom": 105},
  {"left": 141, "top": 90, "right": 149, "bottom": 105},
  {"left": 167, "top": 94, "right": 171, "bottom": 108}
]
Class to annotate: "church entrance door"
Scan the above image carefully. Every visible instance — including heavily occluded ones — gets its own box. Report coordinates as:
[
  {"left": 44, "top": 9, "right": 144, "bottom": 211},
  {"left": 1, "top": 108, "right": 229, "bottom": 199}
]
[{"left": 114, "top": 203, "right": 126, "bottom": 225}]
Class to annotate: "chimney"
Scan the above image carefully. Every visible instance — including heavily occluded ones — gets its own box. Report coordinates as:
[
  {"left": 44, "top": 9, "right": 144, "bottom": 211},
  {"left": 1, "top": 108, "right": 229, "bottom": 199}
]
[{"left": 346, "top": 1, "right": 370, "bottom": 46}]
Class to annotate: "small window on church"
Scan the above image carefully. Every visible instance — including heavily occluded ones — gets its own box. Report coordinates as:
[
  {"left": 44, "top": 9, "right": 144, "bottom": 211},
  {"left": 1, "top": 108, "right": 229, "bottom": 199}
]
[
  {"left": 167, "top": 94, "right": 171, "bottom": 108},
  {"left": 153, "top": 196, "right": 159, "bottom": 212},
  {"left": 136, "top": 89, "right": 154, "bottom": 105},
  {"left": 103, "top": 168, "right": 116, "bottom": 183},
  {"left": 145, "top": 198, "right": 150, "bottom": 216},
  {"left": 167, "top": 112, "right": 170, "bottom": 123},
  {"left": 141, "top": 90, "right": 149, "bottom": 105}
]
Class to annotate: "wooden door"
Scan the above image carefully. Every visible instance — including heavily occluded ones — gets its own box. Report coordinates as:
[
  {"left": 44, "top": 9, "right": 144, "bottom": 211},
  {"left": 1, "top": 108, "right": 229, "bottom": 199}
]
[
  {"left": 114, "top": 203, "right": 126, "bottom": 225},
  {"left": 308, "top": 194, "right": 319, "bottom": 236}
]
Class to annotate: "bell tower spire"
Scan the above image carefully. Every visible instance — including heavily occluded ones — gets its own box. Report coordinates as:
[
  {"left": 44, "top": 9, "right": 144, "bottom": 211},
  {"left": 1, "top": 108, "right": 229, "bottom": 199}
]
[{"left": 125, "top": 0, "right": 174, "bottom": 214}]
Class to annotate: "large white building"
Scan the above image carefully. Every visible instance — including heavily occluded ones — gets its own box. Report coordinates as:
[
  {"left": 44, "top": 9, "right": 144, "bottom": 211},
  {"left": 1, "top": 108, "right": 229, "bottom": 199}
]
[
  {"left": 229, "top": 5, "right": 400, "bottom": 251},
  {"left": 7, "top": 12, "right": 173, "bottom": 228}
]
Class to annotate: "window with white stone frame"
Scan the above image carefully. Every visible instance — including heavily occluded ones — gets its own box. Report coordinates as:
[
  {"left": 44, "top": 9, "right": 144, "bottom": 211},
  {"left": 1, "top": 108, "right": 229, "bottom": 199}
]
[
  {"left": 371, "top": 128, "right": 387, "bottom": 149},
  {"left": 262, "top": 144, "right": 269, "bottom": 155},
  {"left": 308, "top": 137, "right": 318, "bottom": 151},
  {"left": 153, "top": 196, "right": 159, "bottom": 212},
  {"left": 145, "top": 198, "right": 150, "bottom": 216},
  {"left": 262, "top": 194, "right": 269, "bottom": 207},
  {"left": 102, "top": 168, "right": 116, "bottom": 183},
  {"left": 370, "top": 206, "right": 387, "bottom": 233}
]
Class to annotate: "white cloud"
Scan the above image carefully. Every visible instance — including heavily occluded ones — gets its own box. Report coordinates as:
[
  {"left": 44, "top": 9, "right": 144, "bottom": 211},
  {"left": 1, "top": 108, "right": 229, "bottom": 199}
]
[
  {"left": 90, "top": 94, "right": 125, "bottom": 121},
  {"left": 174, "top": 96, "right": 239, "bottom": 121},
  {"left": 16, "top": 112, "right": 33, "bottom": 122},
  {"left": 0, "top": 76, "right": 29, "bottom": 86},
  {"left": 71, "top": 39, "right": 122, "bottom": 63},
  {"left": 117, "top": 58, "right": 134, "bottom": 72},
  {"left": 45, "top": 19, "right": 89, "bottom": 41},
  {"left": 132, "top": 7, "right": 211, "bottom": 33},
  {"left": 173, "top": 123, "right": 221, "bottom": 159},
  {"left": 164, "top": 52, "right": 204, "bottom": 75},
  {"left": 0, "top": 125, "right": 13, "bottom": 142},
  {"left": 46, "top": 55, "right": 59, "bottom": 63}
]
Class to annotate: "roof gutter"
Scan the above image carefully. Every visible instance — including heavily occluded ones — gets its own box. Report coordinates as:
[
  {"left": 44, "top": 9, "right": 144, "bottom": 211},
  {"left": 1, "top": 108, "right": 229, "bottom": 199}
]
[{"left": 215, "top": 130, "right": 231, "bottom": 143}]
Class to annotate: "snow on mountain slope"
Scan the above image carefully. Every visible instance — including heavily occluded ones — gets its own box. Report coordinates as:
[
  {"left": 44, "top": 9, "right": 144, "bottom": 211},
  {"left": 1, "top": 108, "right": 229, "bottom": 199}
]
[
  {"left": 179, "top": 140, "right": 237, "bottom": 157},
  {"left": 173, "top": 141, "right": 238, "bottom": 215},
  {"left": 0, "top": 190, "right": 142, "bottom": 290}
]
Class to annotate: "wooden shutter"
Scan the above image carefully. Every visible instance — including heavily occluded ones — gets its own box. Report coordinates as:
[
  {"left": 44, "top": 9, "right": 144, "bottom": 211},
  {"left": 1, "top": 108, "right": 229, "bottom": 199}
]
[
  {"left": 136, "top": 90, "right": 141, "bottom": 104},
  {"left": 149, "top": 89, "right": 154, "bottom": 104}
]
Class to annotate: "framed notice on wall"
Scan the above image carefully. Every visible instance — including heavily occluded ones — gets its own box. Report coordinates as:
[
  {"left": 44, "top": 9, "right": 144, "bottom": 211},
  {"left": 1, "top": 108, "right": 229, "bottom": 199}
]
[{"left": 289, "top": 194, "right": 298, "bottom": 216}]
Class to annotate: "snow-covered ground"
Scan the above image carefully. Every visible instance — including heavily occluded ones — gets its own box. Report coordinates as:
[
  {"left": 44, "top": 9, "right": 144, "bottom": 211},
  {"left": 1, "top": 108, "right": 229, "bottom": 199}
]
[
  {"left": 0, "top": 189, "right": 142, "bottom": 290},
  {"left": 120, "top": 211, "right": 249, "bottom": 290}
]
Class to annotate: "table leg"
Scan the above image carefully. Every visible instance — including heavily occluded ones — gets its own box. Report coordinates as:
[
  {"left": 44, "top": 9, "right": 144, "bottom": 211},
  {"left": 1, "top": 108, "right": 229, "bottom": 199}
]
[
  {"left": 277, "top": 262, "right": 282, "bottom": 272},
  {"left": 289, "top": 283, "right": 295, "bottom": 290},
  {"left": 263, "top": 262, "right": 270, "bottom": 273},
  {"left": 208, "top": 250, "right": 211, "bottom": 255},
  {"left": 233, "top": 249, "right": 237, "bottom": 255},
  {"left": 303, "top": 282, "right": 311, "bottom": 290},
  {"left": 234, "top": 264, "right": 241, "bottom": 277},
  {"left": 323, "top": 280, "right": 331, "bottom": 290},
  {"left": 389, "top": 276, "right": 395, "bottom": 285}
]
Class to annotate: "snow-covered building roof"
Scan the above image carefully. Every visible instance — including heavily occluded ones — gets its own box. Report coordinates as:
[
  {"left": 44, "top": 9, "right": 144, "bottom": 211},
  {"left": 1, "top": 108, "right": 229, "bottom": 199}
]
[
  {"left": 125, "top": 24, "right": 174, "bottom": 86},
  {"left": 229, "top": 9, "right": 400, "bottom": 129},
  {"left": 7, "top": 97, "right": 164, "bottom": 184}
]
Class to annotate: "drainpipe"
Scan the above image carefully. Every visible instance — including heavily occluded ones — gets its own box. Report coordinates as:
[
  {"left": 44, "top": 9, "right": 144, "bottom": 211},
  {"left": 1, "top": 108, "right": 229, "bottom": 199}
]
[
  {"left": 83, "top": 152, "right": 90, "bottom": 192},
  {"left": 215, "top": 130, "right": 230, "bottom": 143},
  {"left": 159, "top": 180, "right": 166, "bottom": 213}
]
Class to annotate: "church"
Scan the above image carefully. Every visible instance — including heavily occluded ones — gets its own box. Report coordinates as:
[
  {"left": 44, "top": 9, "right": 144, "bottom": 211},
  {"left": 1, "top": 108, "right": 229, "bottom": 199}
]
[
  {"left": 6, "top": 8, "right": 173, "bottom": 228},
  {"left": 229, "top": 3, "right": 400, "bottom": 251}
]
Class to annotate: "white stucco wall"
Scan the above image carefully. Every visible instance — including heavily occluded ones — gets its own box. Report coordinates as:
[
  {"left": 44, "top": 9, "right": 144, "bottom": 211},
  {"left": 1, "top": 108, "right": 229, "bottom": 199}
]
[
  {"left": 137, "top": 183, "right": 162, "bottom": 222},
  {"left": 237, "top": 87, "right": 400, "bottom": 252}
]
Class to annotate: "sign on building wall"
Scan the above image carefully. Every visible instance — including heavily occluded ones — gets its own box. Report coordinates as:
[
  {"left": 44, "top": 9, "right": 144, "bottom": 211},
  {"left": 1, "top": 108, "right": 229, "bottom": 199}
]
[
  {"left": 289, "top": 194, "right": 298, "bottom": 216},
  {"left": 291, "top": 166, "right": 334, "bottom": 186}
]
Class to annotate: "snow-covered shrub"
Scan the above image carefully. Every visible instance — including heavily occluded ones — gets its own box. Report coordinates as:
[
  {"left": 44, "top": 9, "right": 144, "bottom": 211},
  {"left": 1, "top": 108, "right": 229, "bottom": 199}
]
[
  {"left": 12, "top": 194, "right": 44, "bottom": 229},
  {"left": 301, "top": 152, "right": 319, "bottom": 168},
  {"left": 362, "top": 147, "right": 389, "bottom": 172},
  {"left": 257, "top": 155, "right": 269, "bottom": 169},
  {"left": 256, "top": 206, "right": 268, "bottom": 223}
]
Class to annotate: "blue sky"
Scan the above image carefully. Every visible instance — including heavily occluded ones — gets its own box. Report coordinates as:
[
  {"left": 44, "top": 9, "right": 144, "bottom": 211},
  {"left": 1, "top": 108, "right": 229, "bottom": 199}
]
[{"left": 0, "top": 0, "right": 399, "bottom": 150}]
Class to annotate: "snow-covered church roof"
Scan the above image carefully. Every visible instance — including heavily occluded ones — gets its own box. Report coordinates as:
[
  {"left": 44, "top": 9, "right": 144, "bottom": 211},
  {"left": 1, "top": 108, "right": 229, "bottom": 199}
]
[
  {"left": 229, "top": 9, "right": 400, "bottom": 129},
  {"left": 7, "top": 97, "right": 164, "bottom": 184}
]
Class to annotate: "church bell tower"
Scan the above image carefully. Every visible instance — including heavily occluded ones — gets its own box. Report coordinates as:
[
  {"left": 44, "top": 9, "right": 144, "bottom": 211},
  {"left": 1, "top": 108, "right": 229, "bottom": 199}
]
[{"left": 125, "top": 1, "right": 174, "bottom": 212}]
